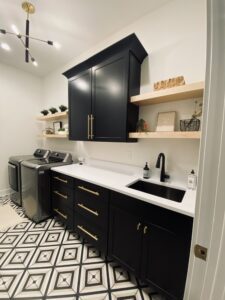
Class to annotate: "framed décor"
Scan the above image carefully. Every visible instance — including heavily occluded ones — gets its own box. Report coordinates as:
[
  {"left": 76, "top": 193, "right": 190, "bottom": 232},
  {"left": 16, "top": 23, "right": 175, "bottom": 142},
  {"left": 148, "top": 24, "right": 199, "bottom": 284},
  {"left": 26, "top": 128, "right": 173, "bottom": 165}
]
[
  {"left": 53, "top": 121, "right": 62, "bottom": 134},
  {"left": 156, "top": 111, "right": 176, "bottom": 132}
]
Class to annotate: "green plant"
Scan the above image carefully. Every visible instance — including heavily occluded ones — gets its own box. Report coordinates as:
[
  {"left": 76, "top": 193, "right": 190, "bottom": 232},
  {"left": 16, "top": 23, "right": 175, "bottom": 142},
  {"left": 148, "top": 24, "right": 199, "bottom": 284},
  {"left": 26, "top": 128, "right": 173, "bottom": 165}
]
[
  {"left": 40, "top": 109, "right": 49, "bottom": 116},
  {"left": 49, "top": 107, "right": 58, "bottom": 114},
  {"left": 59, "top": 105, "right": 67, "bottom": 112},
  {"left": 58, "top": 128, "right": 65, "bottom": 131}
]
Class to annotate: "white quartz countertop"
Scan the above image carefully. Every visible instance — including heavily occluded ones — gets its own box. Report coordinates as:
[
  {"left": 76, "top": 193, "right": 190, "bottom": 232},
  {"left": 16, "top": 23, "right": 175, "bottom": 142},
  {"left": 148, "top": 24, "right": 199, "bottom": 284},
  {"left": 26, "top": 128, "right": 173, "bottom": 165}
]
[{"left": 51, "top": 163, "right": 196, "bottom": 218}]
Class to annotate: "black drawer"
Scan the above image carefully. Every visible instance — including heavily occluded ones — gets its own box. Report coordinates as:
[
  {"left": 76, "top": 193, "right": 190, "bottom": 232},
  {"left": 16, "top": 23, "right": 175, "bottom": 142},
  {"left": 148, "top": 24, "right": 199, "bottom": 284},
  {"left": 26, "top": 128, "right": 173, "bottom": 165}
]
[
  {"left": 52, "top": 185, "right": 73, "bottom": 209},
  {"left": 74, "top": 212, "right": 108, "bottom": 253},
  {"left": 75, "top": 180, "right": 109, "bottom": 226},
  {"left": 51, "top": 171, "right": 74, "bottom": 189},
  {"left": 52, "top": 198, "right": 73, "bottom": 229}
]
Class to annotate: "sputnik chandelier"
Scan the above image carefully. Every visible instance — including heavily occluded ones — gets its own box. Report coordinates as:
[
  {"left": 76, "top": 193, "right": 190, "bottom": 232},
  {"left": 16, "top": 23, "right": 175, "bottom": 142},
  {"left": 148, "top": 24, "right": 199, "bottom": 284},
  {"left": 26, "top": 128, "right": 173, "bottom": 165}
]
[{"left": 0, "top": 1, "right": 60, "bottom": 67}]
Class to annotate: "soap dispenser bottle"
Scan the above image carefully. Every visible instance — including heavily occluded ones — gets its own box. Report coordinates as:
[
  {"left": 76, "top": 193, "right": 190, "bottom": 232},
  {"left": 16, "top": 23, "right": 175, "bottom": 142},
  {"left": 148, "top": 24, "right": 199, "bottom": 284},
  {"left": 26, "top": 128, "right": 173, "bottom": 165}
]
[
  {"left": 143, "top": 162, "right": 150, "bottom": 179},
  {"left": 187, "top": 170, "right": 197, "bottom": 190}
]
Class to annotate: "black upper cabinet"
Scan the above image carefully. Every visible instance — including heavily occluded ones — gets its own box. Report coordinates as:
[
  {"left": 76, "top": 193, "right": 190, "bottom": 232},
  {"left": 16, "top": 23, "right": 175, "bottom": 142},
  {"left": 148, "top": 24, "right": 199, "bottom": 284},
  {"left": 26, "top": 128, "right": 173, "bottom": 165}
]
[
  {"left": 63, "top": 34, "right": 148, "bottom": 142},
  {"left": 69, "top": 70, "right": 92, "bottom": 141},
  {"left": 92, "top": 53, "right": 128, "bottom": 141}
]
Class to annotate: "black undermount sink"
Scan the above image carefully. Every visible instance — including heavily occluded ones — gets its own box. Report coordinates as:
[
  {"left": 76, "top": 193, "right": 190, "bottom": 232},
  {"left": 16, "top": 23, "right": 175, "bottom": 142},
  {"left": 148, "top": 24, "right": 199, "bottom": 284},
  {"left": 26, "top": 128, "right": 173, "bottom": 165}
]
[{"left": 128, "top": 180, "right": 185, "bottom": 203}]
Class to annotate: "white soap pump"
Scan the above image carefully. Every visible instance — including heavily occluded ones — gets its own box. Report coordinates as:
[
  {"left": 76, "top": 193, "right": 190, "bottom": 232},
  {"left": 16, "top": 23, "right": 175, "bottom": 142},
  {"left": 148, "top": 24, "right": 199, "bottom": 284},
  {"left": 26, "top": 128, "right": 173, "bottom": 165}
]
[{"left": 187, "top": 170, "right": 197, "bottom": 190}]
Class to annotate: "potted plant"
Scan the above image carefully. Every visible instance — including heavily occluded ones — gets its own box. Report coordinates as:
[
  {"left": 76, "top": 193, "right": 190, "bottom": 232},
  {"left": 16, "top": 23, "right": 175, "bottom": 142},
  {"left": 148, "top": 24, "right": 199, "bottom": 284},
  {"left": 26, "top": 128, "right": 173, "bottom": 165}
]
[
  {"left": 59, "top": 105, "right": 67, "bottom": 112},
  {"left": 40, "top": 109, "right": 49, "bottom": 116},
  {"left": 58, "top": 128, "right": 66, "bottom": 135},
  {"left": 49, "top": 107, "right": 58, "bottom": 114}
]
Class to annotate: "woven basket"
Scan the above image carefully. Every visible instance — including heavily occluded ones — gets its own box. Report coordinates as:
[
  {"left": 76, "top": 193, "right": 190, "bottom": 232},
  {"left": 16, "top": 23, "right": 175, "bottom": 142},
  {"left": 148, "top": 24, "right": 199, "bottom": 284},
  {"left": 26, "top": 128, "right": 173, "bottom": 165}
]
[{"left": 180, "top": 118, "right": 200, "bottom": 131}]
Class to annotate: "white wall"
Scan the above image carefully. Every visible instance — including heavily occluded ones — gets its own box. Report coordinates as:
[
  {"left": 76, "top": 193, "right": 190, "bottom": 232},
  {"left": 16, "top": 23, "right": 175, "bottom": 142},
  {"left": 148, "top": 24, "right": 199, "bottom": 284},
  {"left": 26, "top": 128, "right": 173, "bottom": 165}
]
[
  {"left": 42, "top": 0, "right": 206, "bottom": 185},
  {"left": 0, "top": 62, "right": 43, "bottom": 193}
]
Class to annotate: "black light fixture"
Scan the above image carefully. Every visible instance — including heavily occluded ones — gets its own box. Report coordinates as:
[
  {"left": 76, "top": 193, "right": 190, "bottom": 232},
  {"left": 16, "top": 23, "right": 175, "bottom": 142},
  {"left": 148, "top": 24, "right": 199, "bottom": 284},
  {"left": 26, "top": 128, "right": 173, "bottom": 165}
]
[{"left": 0, "top": 1, "right": 60, "bottom": 67}]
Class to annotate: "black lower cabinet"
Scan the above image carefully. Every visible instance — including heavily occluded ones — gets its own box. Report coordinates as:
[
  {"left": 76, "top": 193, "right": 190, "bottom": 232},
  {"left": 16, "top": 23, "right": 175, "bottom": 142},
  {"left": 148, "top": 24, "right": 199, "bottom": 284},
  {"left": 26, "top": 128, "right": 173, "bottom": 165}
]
[
  {"left": 51, "top": 171, "right": 193, "bottom": 300},
  {"left": 141, "top": 222, "right": 191, "bottom": 299},
  {"left": 109, "top": 192, "right": 193, "bottom": 300},
  {"left": 74, "top": 179, "right": 110, "bottom": 253},
  {"left": 109, "top": 205, "right": 142, "bottom": 274}
]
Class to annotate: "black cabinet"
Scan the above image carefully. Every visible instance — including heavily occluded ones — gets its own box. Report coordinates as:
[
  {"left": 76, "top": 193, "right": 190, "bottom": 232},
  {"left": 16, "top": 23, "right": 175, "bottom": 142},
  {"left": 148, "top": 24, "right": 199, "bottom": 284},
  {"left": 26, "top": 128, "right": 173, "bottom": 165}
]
[
  {"left": 109, "top": 192, "right": 193, "bottom": 300},
  {"left": 63, "top": 34, "right": 148, "bottom": 142},
  {"left": 109, "top": 205, "right": 142, "bottom": 274},
  {"left": 92, "top": 53, "right": 129, "bottom": 141},
  {"left": 69, "top": 70, "right": 92, "bottom": 141},
  {"left": 51, "top": 171, "right": 74, "bottom": 229},
  {"left": 74, "top": 179, "right": 110, "bottom": 253},
  {"left": 51, "top": 170, "right": 193, "bottom": 299}
]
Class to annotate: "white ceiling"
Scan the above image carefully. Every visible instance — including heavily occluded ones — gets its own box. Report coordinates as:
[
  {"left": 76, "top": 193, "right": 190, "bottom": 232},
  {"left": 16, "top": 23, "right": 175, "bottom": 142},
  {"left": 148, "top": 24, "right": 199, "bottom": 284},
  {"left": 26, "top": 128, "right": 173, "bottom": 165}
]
[{"left": 0, "top": 0, "right": 171, "bottom": 77}]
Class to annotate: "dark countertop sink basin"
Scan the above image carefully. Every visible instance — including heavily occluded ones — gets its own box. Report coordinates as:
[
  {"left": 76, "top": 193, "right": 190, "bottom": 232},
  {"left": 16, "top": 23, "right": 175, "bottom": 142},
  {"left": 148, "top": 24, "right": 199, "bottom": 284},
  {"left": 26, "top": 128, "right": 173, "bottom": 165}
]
[{"left": 127, "top": 180, "right": 185, "bottom": 203}]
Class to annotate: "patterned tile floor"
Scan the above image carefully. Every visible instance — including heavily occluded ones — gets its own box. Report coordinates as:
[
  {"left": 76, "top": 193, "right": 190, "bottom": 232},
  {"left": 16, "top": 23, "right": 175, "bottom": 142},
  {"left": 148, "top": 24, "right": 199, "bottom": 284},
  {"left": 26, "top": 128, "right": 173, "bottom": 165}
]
[{"left": 0, "top": 195, "right": 165, "bottom": 300}]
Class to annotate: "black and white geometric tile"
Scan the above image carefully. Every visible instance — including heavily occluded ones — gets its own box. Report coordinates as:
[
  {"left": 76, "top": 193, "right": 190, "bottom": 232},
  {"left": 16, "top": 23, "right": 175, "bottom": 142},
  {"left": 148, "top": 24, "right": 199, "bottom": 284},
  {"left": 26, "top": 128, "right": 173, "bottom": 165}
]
[{"left": 0, "top": 195, "right": 166, "bottom": 300}]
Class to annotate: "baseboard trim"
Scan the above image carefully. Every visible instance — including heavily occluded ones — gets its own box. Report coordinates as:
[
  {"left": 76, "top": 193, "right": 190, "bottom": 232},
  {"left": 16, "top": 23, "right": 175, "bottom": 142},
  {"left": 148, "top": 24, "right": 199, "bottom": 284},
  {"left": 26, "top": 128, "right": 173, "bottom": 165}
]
[{"left": 0, "top": 188, "right": 12, "bottom": 197}]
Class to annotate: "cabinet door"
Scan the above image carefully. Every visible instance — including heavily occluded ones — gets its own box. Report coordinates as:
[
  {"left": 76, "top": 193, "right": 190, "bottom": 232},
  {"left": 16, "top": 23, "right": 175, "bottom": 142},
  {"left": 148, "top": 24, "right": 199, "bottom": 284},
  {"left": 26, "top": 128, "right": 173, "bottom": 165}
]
[
  {"left": 109, "top": 205, "right": 142, "bottom": 275},
  {"left": 141, "top": 222, "right": 191, "bottom": 300},
  {"left": 92, "top": 53, "right": 129, "bottom": 141},
  {"left": 68, "top": 69, "right": 92, "bottom": 141}
]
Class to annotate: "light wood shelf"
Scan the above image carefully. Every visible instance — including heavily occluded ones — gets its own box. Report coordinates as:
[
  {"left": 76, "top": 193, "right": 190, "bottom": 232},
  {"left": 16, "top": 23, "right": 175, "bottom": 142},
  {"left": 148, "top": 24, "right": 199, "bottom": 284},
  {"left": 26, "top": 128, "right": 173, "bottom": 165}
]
[
  {"left": 37, "top": 111, "right": 68, "bottom": 121},
  {"left": 131, "top": 82, "right": 204, "bottom": 106},
  {"left": 129, "top": 131, "right": 201, "bottom": 139},
  {"left": 42, "top": 134, "right": 68, "bottom": 139}
]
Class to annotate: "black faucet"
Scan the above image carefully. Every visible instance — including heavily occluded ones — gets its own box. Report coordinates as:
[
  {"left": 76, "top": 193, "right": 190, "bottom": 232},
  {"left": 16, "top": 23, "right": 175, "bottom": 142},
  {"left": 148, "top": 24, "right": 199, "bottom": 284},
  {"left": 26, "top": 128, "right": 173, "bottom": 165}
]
[{"left": 156, "top": 153, "right": 170, "bottom": 182}]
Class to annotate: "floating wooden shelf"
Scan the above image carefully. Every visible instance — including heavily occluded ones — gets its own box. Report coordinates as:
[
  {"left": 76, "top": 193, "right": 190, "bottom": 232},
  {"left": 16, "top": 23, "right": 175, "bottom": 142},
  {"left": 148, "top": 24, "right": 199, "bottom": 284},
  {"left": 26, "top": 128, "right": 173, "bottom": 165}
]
[
  {"left": 37, "top": 111, "right": 68, "bottom": 121},
  {"left": 129, "top": 131, "right": 201, "bottom": 139},
  {"left": 131, "top": 82, "right": 204, "bottom": 106},
  {"left": 42, "top": 134, "right": 68, "bottom": 139}
]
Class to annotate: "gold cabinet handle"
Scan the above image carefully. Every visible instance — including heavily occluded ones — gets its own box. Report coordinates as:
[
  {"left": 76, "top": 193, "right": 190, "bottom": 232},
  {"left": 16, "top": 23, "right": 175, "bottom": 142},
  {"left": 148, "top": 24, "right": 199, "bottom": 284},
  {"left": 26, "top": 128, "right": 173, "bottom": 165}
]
[
  {"left": 54, "top": 176, "right": 68, "bottom": 184},
  {"left": 77, "top": 225, "right": 98, "bottom": 241},
  {"left": 87, "top": 115, "right": 90, "bottom": 140},
  {"left": 54, "top": 190, "right": 68, "bottom": 199},
  {"left": 54, "top": 208, "right": 68, "bottom": 220},
  {"left": 137, "top": 222, "right": 141, "bottom": 231},
  {"left": 77, "top": 185, "right": 99, "bottom": 196},
  {"left": 144, "top": 226, "right": 148, "bottom": 234},
  {"left": 77, "top": 203, "right": 99, "bottom": 216},
  {"left": 90, "top": 114, "right": 94, "bottom": 139}
]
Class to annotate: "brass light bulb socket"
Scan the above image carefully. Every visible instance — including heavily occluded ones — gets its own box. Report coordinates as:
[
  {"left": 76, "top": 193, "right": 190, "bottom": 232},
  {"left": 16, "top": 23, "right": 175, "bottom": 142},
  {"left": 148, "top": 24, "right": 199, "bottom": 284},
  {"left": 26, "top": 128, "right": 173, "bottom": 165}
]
[{"left": 22, "top": 2, "right": 35, "bottom": 14}]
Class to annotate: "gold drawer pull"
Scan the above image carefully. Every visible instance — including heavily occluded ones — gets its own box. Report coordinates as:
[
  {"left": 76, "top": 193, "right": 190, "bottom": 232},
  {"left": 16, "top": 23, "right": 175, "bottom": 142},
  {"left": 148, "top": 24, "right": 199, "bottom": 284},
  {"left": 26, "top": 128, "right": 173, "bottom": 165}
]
[
  {"left": 144, "top": 226, "right": 148, "bottom": 234},
  {"left": 78, "top": 186, "right": 99, "bottom": 196},
  {"left": 54, "top": 176, "right": 68, "bottom": 184},
  {"left": 54, "top": 208, "right": 68, "bottom": 220},
  {"left": 137, "top": 222, "right": 141, "bottom": 231},
  {"left": 77, "top": 225, "right": 98, "bottom": 241},
  {"left": 54, "top": 190, "right": 68, "bottom": 199},
  {"left": 77, "top": 203, "right": 99, "bottom": 216}
]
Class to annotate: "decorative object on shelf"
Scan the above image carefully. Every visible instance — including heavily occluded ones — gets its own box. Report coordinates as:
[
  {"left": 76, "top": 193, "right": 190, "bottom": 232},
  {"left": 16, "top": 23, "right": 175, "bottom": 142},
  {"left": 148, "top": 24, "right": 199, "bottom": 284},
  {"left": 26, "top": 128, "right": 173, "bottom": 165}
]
[
  {"left": 59, "top": 105, "right": 68, "bottom": 112},
  {"left": 0, "top": 2, "right": 61, "bottom": 66},
  {"left": 136, "top": 119, "right": 149, "bottom": 132},
  {"left": 40, "top": 109, "right": 49, "bottom": 116},
  {"left": 192, "top": 100, "right": 203, "bottom": 118},
  {"left": 53, "top": 121, "right": 62, "bottom": 134},
  {"left": 180, "top": 118, "right": 200, "bottom": 131},
  {"left": 154, "top": 76, "right": 185, "bottom": 91},
  {"left": 43, "top": 128, "right": 54, "bottom": 135},
  {"left": 180, "top": 100, "right": 202, "bottom": 131},
  {"left": 58, "top": 128, "right": 66, "bottom": 135},
  {"left": 156, "top": 111, "right": 176, "bottom": 132},
  {"left": 49, "top": 107, "right": 58, "bottom": 114}
]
